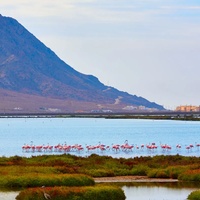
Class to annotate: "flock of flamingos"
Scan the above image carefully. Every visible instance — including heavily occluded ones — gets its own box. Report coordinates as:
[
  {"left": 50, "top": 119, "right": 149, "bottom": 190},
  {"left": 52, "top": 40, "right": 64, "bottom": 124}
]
[{"left": 22, "top": 140, "right": 200, "bottom": 155}]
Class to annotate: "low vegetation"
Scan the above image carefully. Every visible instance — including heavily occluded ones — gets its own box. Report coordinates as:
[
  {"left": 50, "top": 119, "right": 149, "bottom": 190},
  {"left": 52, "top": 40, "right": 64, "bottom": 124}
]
[
  {"left": 2, "top": 154, "right": 200, "bottom": 199},
  {"left": 188, "top": 190, "right": 200, "bottom": 200},
  {"left": 16, "top": 185, "right": 126, "bottom": 200},
  {"left": 0, "top": 154, "right": 200, "bottom": 186},
  {"left": 0, "top": 174, "right": 94, "bottom": 188}
]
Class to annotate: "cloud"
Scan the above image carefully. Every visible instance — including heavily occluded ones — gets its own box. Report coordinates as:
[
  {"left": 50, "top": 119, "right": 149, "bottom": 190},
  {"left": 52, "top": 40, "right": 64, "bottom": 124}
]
[
  {"left": 1, "top": 1, "right": 200, "bottom": 28},
  {"left": 0, "top": 1, "right": 76, "bottom": 18}
]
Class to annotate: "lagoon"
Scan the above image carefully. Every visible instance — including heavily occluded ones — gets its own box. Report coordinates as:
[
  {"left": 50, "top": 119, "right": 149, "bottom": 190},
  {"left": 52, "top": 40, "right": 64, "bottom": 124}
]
[
  {"left": 123, "top": 184, "right": 197, "bottom": 200},
  {"left": 0, "top": 192, "right": 18, "bottom": 200},
  {"left": 0, "top": 118, "right": 200, "bottom": 157},
  {"left": 1, "top": 118, "right": 200, "bottom": 199},
  {"left": 1, "top": 183, "right": 199, "bottom": 200}
]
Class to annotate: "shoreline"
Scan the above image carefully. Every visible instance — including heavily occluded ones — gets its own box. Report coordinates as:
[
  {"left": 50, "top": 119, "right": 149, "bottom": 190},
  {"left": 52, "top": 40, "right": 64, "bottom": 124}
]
[
  {"left": 0, "top": 111, "right": 199, "bottom": 121},
  {"left": 94, "top": 176, "right": 178, "bottom": 183}
]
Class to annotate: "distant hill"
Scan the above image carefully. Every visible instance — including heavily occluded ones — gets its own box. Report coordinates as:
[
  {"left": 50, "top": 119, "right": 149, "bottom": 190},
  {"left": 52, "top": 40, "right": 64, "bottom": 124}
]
[{"left": 0, "top": 14, "right": 164, "bottom": 113}]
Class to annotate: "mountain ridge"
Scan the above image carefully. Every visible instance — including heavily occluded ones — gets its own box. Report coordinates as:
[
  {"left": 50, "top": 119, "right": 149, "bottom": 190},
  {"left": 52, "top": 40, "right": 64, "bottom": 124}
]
[{"left": 0, "top": 14, "right": 164, "bottom": 113}]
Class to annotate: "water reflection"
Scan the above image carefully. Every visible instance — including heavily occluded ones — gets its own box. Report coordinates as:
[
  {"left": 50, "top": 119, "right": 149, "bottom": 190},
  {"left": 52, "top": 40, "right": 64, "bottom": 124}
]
[
  {"left": 122, "top": 182, "right": 200, "bottom": 200},
  {"left": 0, "top": 182, "right": 200, "bottom": 200},
  {"left": 0, "top": 191, "right": 19, "bottom": 200}
]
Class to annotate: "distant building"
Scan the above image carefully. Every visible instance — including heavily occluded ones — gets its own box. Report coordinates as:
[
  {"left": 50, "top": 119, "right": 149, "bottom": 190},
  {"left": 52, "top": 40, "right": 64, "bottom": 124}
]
[
  {"left": 175, "top": 105, "right": 200, "bottom": 112},
  {"left": 123, "top": 106, "right": 137, "bottom": 110}
]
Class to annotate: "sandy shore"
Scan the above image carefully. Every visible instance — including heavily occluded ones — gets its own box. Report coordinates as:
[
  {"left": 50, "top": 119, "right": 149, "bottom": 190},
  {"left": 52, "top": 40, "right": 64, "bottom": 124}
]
[{"left": 94, "top": 176, "right": 178, "bottom": 183}]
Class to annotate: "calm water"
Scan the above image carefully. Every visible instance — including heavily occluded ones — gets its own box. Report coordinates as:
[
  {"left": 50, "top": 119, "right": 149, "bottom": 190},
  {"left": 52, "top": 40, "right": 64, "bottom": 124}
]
[
  {"left": 0, "top": 118, "right": 200, "bottom": 199},
  {"left": 0, "top": 191, "right": 19, "bottom": 200},
  {"left": 0, "top": 184, "right": 198, "bottom": 200},
  {"left": 123, "top": 185, "right": 197, "bottom": 200},
  {"left": 0, "top": 118, "right": 200, "bottom": 157}
]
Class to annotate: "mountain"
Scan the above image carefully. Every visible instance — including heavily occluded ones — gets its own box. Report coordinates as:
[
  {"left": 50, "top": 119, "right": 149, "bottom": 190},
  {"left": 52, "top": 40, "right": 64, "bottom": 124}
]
[{"left": 0, "top": 14, "right": 164, "bottom": 113}]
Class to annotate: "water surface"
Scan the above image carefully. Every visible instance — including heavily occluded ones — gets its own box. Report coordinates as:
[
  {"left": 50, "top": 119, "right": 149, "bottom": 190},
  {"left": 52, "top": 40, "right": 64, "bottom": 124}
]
[
  {"left": 123, "top": 185, "right": 195, "bottom": 200},
  {"left": 1, "top": 118, "right": 200, "bottom": 199},
  {"left": 0, "top": 118, "right": 200, "bottom": 157},
  {"left": 0, "top": 184, "right": 198, "bottom": 200}
]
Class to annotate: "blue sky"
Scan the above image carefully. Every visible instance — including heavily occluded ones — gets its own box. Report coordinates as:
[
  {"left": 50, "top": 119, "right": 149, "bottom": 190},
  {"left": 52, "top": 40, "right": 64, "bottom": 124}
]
[{"left": 1, "top": 0, "right": 200, "bottom": 109}]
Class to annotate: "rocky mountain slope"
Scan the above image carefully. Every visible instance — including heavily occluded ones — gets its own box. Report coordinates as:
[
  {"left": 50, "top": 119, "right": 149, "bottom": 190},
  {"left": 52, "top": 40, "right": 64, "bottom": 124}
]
[{"left": 0, "top": 14, "right": 164, "bottom": 113}]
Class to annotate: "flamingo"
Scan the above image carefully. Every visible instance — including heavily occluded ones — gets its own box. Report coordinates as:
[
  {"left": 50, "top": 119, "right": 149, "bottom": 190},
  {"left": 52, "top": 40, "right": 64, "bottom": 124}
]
[
  {"left": 121, "top": 140, "right": 133, "bottom": 152},
  {"left": 135, "top": 144, "right": 139, "bottom": 150},
  {"left": 43, "top": 144, "right": 49, "bottom": 152},
  {"left": 99, "top": 146, "right": 106, "bottom": 152},
  {"left": 55, "top": 144, "right": 63, "bottom": 152},
  {"left": 22, "top": 144, "right": 27, "bottom": 152},
  {"left": 54, "top": 144, "right": 59, "bottom": 152},
  {"left": 48, "top": 145, "right": 53, "bottom": 152},
  {"left": 166, "top": 145, "right": 172, "bottom": 151},
  {"left": 160, "top": 144, "right": 167, "bottom": 152},
  {"left": 22, "top": 144, "right": 31, "bottom": 152},
  {"left": 196, "top": 143, "right": 200, "bottom": 151},
  {"left": 86, "top": 145, "right": 96, "bottom": 153},
  {"left": 96, "top": 142, "right": 107, "bottom": 152},
  {"left": 63, "top": 144, "right": 71, "bottom": 152},
  {"left": 36, "top": 145, "right": 43, "bottom": 152},
  {"left": 190, "top": 144, "right": 194, "bottom": 148},
  {"left": 31, "top": 145, "right": 36, "bottom": 152},
  {"left": 72, "top": 144, "right": 82, "bottom": 152},
  {"left": 125, "top": 144, "right": 134, "bottom": 151},
  {"left": 77, "top": 146, "right": 84, "bottom": 152},
  {"left": 112, "top": 144, "right": 120, "bottom": 152},
  {"left": 186, "top": 146, "right": 191, "bottom": 152},
  {"left": 146, "top": 144, "right": 157, "bottom": 153}
]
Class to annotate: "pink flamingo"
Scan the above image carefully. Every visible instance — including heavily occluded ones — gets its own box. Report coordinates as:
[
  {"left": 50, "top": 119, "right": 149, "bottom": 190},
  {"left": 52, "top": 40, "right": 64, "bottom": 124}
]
[
  {"left": 48, "top": 145, "right": 53, "bottom": 151},
  {"left": 121, "top": 140, "right": 134, "bottom": 152},
  {"left": 135, "top": 145, "right": 139, "bottom": 150},
  {"left": 146, "top": 143, "right": 157, "bottom": 152},
  {"left": 190, "top": 144, "right": 194, "bottom": 148},
  {"left": 166, "top": 145, "right": 172, "bottom": 151},
  {"left": 22, "top": 144, "right": 31, "bottom": 152},
  {"left": 196, "top": 143, "right": 200, "bottom": 151},
  {"left": 43, "top": 144, "right": 50, "bottom": 152},
  {"left": 160, "top": 144, "right": 167, "bottom": 152},
  {"left": 63, "top": 144, "right": 71, "bottom": 152},
  {"left": 31, "top": 145, "right": 36, "bottom": 152},
  {"left": 54, "top": 144, "right": 61, "bottom": 152},
  {"left": 186, "top": 146, "right": 191, "bottom": 152},
  {"left": 36, "top": 145, "right": 43, "bottom": 152},
  {"left": 112, "top": 144, "right": 120, "bottom": 152},
  {"left": 86, "top": 145, "right": 96, "bottom": 153},
  {"left": 77, "top": 146, "right": 84, "bottom": 152}
]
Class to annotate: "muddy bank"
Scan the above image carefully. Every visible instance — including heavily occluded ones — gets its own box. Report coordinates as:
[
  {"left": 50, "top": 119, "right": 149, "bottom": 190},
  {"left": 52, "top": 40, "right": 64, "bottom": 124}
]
[{"left": 94, "top": 176, "right": 178, "bottom": 183}]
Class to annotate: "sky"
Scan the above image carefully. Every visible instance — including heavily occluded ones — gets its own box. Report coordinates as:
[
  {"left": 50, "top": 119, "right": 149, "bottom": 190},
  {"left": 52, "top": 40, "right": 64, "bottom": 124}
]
[{"left": 1, "top": 0, "right": 200, "bottom": 110}]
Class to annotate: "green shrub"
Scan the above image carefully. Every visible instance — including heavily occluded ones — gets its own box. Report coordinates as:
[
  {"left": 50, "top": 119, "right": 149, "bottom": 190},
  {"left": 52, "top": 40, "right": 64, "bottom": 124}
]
[
  {"left": 83, "top": 169, "right": 115, "bottom": 177},
  {"left": 0, "top": 166, "right": 58, "bottom": 176},
  {"left": 165, "top": 166, "right": 187, "bottom": 179},
  {"left": 131, "top": 165, "right": 149, "bottom": 176},
  {"left": 147, "top": 169, "right": 169, "bottom": 178},
  {"left": 16, "top": 185, "right": 126, "bottom": 200},
  {"left": 146, "top": 169, "right": 157, "bottom": 178},
  {"left": 113, "top": 168, "right": 130, "bottom": 176},
  {"left": 0, "top": 174, "right": 94, "bottom": 188},
  {"left": 188, "top": 190, "right": 200, "bottom": 200},
  {"left": 156, "top": 170, "right": 169, "bottom": 178},
  {"left": 179, "top": 171, "right": 200, "bottom": 182}
]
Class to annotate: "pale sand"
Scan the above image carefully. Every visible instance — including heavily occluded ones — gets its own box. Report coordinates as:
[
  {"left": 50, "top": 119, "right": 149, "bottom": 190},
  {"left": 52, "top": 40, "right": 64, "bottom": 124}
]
[{"left": 94, "top": 176, "right": 178, "bottom": 183}]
